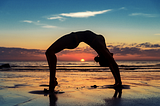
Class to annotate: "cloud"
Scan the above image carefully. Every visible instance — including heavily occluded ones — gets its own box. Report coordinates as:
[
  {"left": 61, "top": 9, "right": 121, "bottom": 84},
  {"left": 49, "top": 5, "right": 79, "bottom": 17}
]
[
  {"left": 0, "top": 47, "right": 45, "bottom": 61},
  {"left": 59, "top": 9, "right": 112, "bottom": 18},
  {"left": 47, "top": 15, "right": 65, "bottom": 21},
  {"left": 51, "top": 42, "right": 160, "bottom": 60},
  {"left": 136, "top": 42, "right": 160, "bottom": 48},
  {"left": 22, "top": 20, "right": 33, "bottom": 23},
  {"left": 110, "top": 46, "right": 142, "bottom": 56},
  {"left": 129, "top": 13, "right": 158, "bottom": 17},
  {"left": 21, "top": 20, "right": 57, "bottom": 29},
  {"left": 46, "top": 9, "right": 112, "bottom": 21},
  {"left": 1, "top": 42, "right": 160, "bottom": 61},
  {"left": 119, "top": 7, "right": 127, "bottom": 10},
  {"left": 42, "top": 25, "right": 57, "bottom": 28},
  {"left": 108, "top": 42, "right": 160, "bottom": 58}
]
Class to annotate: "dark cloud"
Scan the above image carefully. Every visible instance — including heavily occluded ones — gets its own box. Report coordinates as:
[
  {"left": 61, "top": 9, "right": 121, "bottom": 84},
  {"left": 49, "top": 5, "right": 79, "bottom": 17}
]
[
  {"left": 1, "top": 42, "right": 160, "bottom": 61},
  {"left": 142, "top": 49, "right": 160, "bottom": 57},
  {"left": 0, "top": 47, "right": 45, "bottom": 55},
  {"left": 0, "top": 47, "right": 45, "bottom": 61},
  {"left": 136, "top": 42, "right": 160, "bottom": 48},
  {"left": 58, "top": 42, "right": 160, "bottom": 59},
  {"left": 109, "top": 46, "right": 142, "bottom": 55},
  {"left": 109, "top": 42, "right": 160, "bottom": 58}
]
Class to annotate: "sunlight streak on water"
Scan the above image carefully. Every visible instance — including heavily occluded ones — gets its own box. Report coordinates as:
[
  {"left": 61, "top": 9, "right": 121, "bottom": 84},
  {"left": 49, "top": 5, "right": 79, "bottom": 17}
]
[{"left": 0, "top": 61, "right": 160, "bottom": 72}]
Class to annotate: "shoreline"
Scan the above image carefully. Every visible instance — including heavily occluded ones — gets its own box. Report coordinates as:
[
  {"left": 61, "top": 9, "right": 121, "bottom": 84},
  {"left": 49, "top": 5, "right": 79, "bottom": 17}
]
[{"left": 0, "top": 71, "right": 160, "bottom": 106}]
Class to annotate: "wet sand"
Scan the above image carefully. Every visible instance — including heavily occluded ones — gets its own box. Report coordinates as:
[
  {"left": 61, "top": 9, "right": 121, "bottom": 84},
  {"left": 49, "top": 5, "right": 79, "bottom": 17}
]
[{"left": 0, "top": 71, "right": 160, "bottom": 106}]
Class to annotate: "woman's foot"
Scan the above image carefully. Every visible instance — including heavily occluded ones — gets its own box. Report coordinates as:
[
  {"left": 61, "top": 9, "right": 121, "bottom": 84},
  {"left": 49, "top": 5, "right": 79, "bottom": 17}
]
[
  {"left": 49, "top": 78, "right": 58, "bottom": 92},
  {"left": 113, "top": 83, "right": 122, "bottom": 88}
]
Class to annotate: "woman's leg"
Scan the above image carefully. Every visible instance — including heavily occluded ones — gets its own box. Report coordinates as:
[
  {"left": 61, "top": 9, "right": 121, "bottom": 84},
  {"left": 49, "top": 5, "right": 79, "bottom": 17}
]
[
  {"left": 95, "top": 47, "right": 122, "bottom": 86},
  {"left": 45, "top": 50, "right": 58, "bottom": 91},
  {"left": 45, "top": 33, "right": 80, "bottom": 91},
  {"left": 103, "top": 51, "right": 122, "bottom": 85},
  {"left": 108, "top": 59, "right": 122, "bottom": 86}
]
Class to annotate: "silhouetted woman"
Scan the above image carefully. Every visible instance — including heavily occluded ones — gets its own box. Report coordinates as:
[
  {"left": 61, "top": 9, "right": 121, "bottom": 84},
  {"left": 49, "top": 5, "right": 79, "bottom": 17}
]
[{"left": 46, "top": 30, "right": 122, "bottom": 91}]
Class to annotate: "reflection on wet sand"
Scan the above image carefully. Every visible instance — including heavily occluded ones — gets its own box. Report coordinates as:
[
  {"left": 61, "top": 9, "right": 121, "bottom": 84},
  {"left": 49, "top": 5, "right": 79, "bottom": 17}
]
[
  {"left": 113, "top": 88, "right": 122, "bottom": 98},
  {"left": 0, "top": 72, "right": 160, "bottom": 106},
  {"left": 49, "top": 94, "right": 58, "bottom": 106},
  {"left": 29, "top": 90, "right": 58, "bottom": 106}
]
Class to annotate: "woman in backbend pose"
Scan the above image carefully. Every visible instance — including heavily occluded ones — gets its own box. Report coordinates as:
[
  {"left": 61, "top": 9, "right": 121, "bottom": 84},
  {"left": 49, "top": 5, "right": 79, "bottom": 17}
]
[{"left": 46, "top": 30, "right": 122, "bottom": 92}]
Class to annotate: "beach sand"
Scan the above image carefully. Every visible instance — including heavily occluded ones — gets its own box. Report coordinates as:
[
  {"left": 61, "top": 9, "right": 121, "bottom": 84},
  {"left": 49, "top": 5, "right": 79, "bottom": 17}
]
[{"left": 0, "top": 71, "right": 160, "bottom": 106}]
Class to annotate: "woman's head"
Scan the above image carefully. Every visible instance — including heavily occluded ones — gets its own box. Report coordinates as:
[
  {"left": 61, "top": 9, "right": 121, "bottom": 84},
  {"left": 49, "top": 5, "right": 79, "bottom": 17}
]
[{"left": 94, "top": 53, "right": 113, "bottom": 67}]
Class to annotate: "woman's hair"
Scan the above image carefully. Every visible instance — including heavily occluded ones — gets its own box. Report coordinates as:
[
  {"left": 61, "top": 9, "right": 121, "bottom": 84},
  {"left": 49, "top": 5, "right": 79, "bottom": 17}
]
[{"left": 94, "top": 53, "right": 113, "bottom": 67}]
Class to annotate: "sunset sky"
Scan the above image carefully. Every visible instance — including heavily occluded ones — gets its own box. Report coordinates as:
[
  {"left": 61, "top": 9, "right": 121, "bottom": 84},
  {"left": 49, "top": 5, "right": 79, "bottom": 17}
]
[{"left": 0, "top": 0, "right": 160, "bottom": 61}]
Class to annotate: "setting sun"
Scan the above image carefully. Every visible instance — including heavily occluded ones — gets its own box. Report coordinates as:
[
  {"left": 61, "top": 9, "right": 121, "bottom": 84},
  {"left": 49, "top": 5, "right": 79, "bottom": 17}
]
[{"left": 80, "top": 59, "right": 85, "bottom": 62}]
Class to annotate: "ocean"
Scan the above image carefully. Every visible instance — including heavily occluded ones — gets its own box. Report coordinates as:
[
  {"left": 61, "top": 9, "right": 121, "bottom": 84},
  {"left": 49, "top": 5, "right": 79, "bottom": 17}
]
[{"left": 0, "top": 60, "right": 160, "bottom": 72}]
